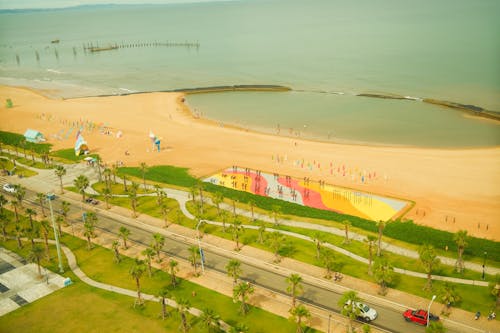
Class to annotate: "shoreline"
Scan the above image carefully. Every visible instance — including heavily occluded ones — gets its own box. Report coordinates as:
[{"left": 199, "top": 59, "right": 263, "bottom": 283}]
[
  {"left": 2, "top": 77, "right": 498, "bottom": 147},
  {"left": 1, "top": 84, "right": 499, "bottom": 241}
]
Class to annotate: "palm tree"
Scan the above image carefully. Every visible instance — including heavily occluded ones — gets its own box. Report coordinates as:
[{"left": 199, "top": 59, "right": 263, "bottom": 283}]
[
  {"left": 338, "top": 291, "right": 361, "bottom": 333},
  {"left": 40, "top": 220, "right": 51, "bottom": 259},
  {"left": 200, "top": 308, "right": 221, "bottom": 333},
  {"left": 60, "top": 201, "right": 70, "bottom": 223},
  {"left": 229, "top": 323, "right": 249, "bottom": 333},
  {"left": 112, "top": 240, "right": 121, "bottom": 263},
  {"left": 248, "top": 200, "right": 256, "bottom": 222},
  {"left": 28, "top": 244, "right": 45, "bottom": 277},
  {"left": 230, "top": 218, "right": 244, "bottom": 251},
  {"left": 111, "top": 163, "right": 118, "bottom": 184},
  {"left": 0, "top": 194, "right": 7, "bottom": 215},
  {"left": 102, "top": 187, "right": 112, "bottom": 209},
  {"left": 258, "top": 221, "right": 266, "bottom": 244},
  {"left": 36, "top": 192, "right": 46, "bottom": 217},
  {"left": 220, "top": 210, "right": 228, "bottom": 232},
  {"left": 176, "top": 298, "right": 191, "bottom": 333},
  {"left": 25, "top": 223, "right": 40, "bottom": 249},
  {"left": 83, "top": 211, "right": 99, "bottom": 248},
  {"left": 286, "top": 273, "right": 303, "bottom": 308},
  {"left": 151, "top": 232, "right": 165, "bottom": 262},
  {"left": 95, "top": 155, "right": 102, "bottom": 182},
  {"left": 489, "top": 274, "right": 500, "bottom": 307},
  {"left": 128, "top": 182, "right": 139, "bottom": 217},
  {"left": 119, "top": 226, "right": 131, "bottom": 249},
  {"left": 342, "top": 220, "right": 351, "bottom": 244},
  {"left": 419, "top": 244, "right": 440, "bottom": 290},
  {"left": 321, "top": 249, "right": 338, "bottom": 279},
  {"left": 14, "top": 224, "right": 23, "bottom": 248},
  {"left": 157, "top": 286, "right": 170, "bottom": 320},
  {"left": 11, "top": 200, "right": 21, "bottom": 224},
  {"left": 270, "top": 205, "right": 281, "bottom": 225},
  {"left": 233, "top": 281, "right": 254, "bottom": 315},
  {"left": 14, "top": 184, "right": 26, "bottom": 208},
  {"left": 212, "top": 192, "right": 224, "bottom": 217},
  {"left": 232, "top": 199, "right": 238, "bottom": 217},
  {"left": 160, "top": 202, "right": 170, "bottom": 227},
  {"left": 226, "top": 259, "right": 242, "bottom": 286},
  {"left": 311, "top": 231, "right": 325, "bottom": 260},
  {"left": 54, "top": 165, "right": 66, "bottom": 193},
  {"left": 55, "top": 215, "right": 64, "bottom": 236},
  {"left": 377, "top": 221, "right": 385, "bottom": 257},
  {"left": 83, "top": 220, "right": 95, "bottom": 250},
  {"left": 426, "top": 321, "right": 446, "bottom": 333},
  {"left": 453, "top": 230, "right": 468, "bottom": 274},
  {"left": 365, "top": 235, "right": 377, "bottom": 274},
  {"left": 290, "top": 304, "right": 311, "bottom": 333},
  {"left": 129, "top": 258, "right": 146, "bottom": 306},
  {"left": 373, "top": 258, "right": 394, "bottom": 295},
  {"left": 438, "top": 282, "right": 461, "bottom": 315},
  {"left": 196, "top": 181, "right": 205, "bottom": 215},
  {"left": 188, "top": 245, "right": 200, "bottom": 275},
  {"left": 25, "top": 208, "right": 36, "bottom": 229},
  {"left": 140, "top": 162, "right": 148, "bottom": 190},
  {"left": 74, "top": 175, "right": 90, "bottom": 202},
  {"left": 0, "top": 213, "right": 8, "bottom": 241},
  {"left": 169, "top": 259, "right": 179, "bottom": 288},
  {"left": 154, "top": 185, "right": 165, "bottom": 206},
  {"left": 122, "top": 174, "right": 128, "bottom": 192},
  {"left": 268, "top": 231, "right": 285, "bottom": 263},
  {"left": 103, "top": 167, "right": 111, "bottom": 191},
  {"left": 142, "top": 247, "right": 155, "bottom": 277}
]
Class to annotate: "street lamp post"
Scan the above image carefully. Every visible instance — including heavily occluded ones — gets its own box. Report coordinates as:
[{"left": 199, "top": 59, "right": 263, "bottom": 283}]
[
  {"left": 427, "top": 294, "right": 436, "bottom": 328},
  {"left": 482, "top": 251, "right": 487, "bottom": 280},
  {"left": 47, "top": 195, "right": 64, "bottom": 273},
  {"left": 196, "top": 219, "right": 205, "bottom": 274}
]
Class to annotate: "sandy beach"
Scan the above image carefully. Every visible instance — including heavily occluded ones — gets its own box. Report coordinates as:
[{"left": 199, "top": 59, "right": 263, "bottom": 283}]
[{"left": 1, "top": 85, "right": 499, "bottom": 241}]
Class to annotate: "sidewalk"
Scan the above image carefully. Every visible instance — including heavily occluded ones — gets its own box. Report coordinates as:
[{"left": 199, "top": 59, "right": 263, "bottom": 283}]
[
  {"left": 62, "top": 190, "right": 497, "bottom": 333},
  {"left": 1, "top": 153, "right": 498, "bottom": 332}
]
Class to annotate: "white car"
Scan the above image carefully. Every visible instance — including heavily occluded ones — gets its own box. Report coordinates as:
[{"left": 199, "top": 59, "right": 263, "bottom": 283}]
[
  {"left": 2, "top": 183, "right": 16, "bottom": 193},
  {"left": 344, "top": 301, "right": 378, "bottom": 322}
]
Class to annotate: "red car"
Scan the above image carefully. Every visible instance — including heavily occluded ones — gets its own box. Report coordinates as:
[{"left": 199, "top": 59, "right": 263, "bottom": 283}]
[{"left": 403, "top": 309, "right": 439, "bottom": 325}]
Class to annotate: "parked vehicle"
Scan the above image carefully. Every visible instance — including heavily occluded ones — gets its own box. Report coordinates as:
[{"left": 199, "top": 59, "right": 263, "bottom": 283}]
[
  {"left": 345, "top": 301, "right": 378, "bottom": 322},
  {"left": 2, "top": 183, "right": 16, "bottom": 193},
  {"left": 46, "top": 192, "right": 56, "bottom": 201},
  {"left": 403, "top": 309, "right": 439, "bottom": 325},
  {"left": 85, "top": 198, "right": 99, "bottom": 205}
]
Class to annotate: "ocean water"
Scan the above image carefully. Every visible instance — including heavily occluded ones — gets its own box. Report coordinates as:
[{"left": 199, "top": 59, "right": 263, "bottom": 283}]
[{"left": 0, "top": 0, "right": 499, "bottom": 147}]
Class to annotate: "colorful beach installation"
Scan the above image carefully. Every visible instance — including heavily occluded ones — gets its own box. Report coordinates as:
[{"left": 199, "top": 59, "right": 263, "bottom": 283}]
[{"left": 204, "top": 166, "right": 409, "bottom": 221}]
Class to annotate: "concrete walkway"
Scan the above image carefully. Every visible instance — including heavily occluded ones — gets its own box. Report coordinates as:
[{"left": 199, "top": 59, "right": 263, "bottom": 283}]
[
  {"left": 1, "top": 152, "right": 499, "bottom": 332},
  {"left": 3, "top": 148, "right": 497, "bottom": 276}
]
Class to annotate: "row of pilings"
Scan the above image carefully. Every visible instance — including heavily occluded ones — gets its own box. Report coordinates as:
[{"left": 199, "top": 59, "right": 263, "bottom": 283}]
[{"left": 11, "top": 40, "right": 200, "bottom": 64}]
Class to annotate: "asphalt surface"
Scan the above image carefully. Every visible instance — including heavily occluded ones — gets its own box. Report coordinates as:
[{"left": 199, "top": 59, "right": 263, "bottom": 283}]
[
  {"left": 2, "top": 184, "right": 473, "bottom": 333},
  {"left": 29, "top": 190, "right": 437, "bottom": 333}
]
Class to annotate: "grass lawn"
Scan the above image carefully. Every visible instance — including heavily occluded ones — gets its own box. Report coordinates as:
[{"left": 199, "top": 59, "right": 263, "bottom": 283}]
[
  {"left": 71, "top": 182, "right": 497, "bottom": 316},
  {"left": 0, "top": 211, "right": 316, "bottom": 333},
  {"left": 50, "top": 148, "right": 100, "bottom": 164},
  {"left": 0, "top": 157, "right": 38, "bottom": 177},
  {"left": 92, "top": 182, "right": 154, "bottom": 195},
  {"left": 184, "top": 202, "right": 497, "bottom": 315},
  {"left": 0, "top": 279, "right": 211, "bottom": 333}
]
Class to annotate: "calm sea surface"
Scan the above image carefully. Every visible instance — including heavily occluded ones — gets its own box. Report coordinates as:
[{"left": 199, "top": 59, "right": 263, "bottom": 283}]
[{"left": 0, "top": 0, "right": 499, "bottom": 147}]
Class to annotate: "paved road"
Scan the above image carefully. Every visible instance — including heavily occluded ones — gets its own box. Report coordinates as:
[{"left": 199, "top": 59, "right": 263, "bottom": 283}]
[{"left": 24, "top": 190, "right": 451, "bottom": 333}]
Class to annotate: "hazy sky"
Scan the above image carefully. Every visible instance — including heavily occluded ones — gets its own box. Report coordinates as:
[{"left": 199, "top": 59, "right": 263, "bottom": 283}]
[{"left": 0, "top": 0, "right": 232, "bottom": 10}]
